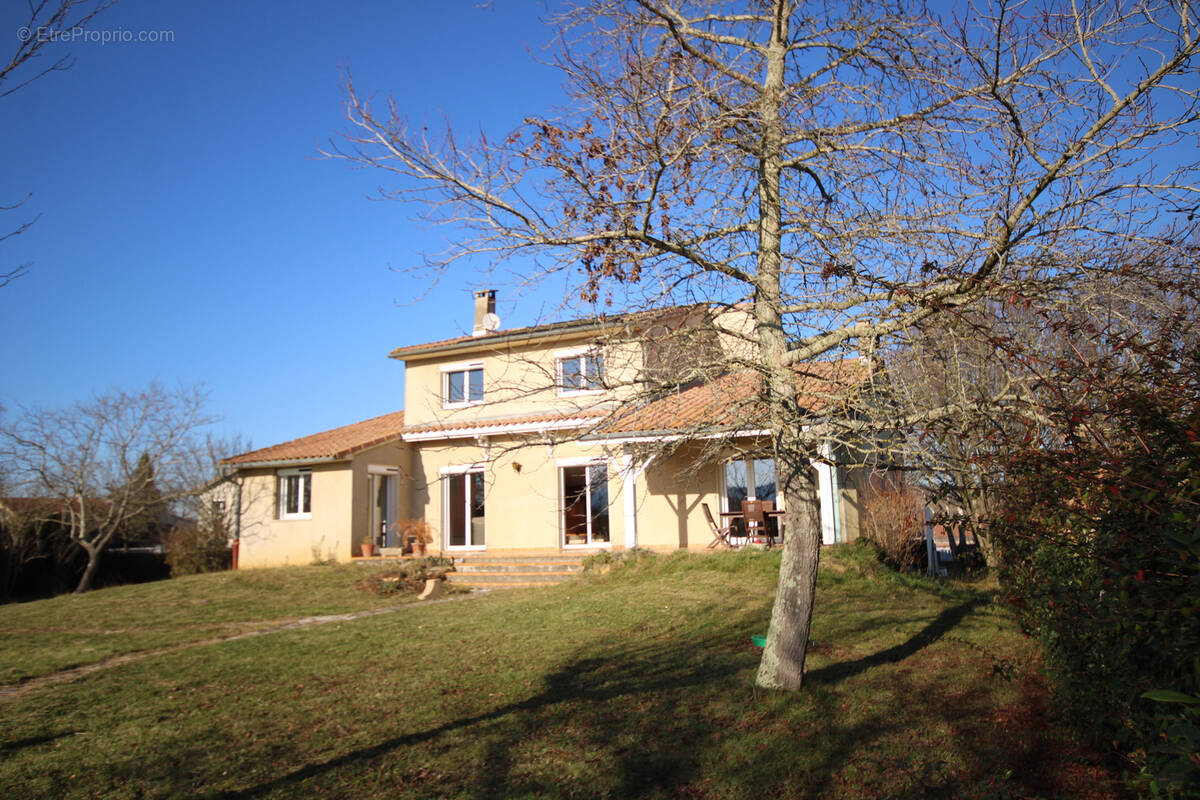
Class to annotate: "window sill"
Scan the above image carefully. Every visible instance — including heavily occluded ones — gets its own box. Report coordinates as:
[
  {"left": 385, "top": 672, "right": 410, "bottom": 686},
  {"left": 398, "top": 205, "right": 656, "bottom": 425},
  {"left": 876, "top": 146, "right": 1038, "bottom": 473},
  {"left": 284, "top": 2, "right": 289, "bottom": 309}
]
[{"left": 441, "top": 400, "right": 486, "bottom": 410}]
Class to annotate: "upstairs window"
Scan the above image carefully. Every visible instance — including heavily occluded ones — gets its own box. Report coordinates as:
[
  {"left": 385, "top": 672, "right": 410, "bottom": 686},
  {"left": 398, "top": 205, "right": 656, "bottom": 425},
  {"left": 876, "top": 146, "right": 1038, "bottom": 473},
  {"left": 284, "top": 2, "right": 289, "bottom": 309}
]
[
  {"left": 558, "top": 349, "right": 604, "bottom": 394},
  {"left": 443, "top": 365, "right": 484, "bottom": 406},
  {"left": 278, "top": 469, "right": 312, "bottom": 519}
]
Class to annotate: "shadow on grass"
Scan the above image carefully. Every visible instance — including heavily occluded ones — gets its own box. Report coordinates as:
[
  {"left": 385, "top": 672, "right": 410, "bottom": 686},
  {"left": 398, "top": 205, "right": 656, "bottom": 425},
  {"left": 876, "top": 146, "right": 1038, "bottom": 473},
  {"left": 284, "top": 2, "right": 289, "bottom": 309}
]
[
  {"left": 805, "top": 598, "right": 985, "bottom": 686},
  {"left": 215, "top": 629, "right": 756, "bottom": 799},
  {"left": 0, "top": 730, "right": 78, "bottom": 753},
  {"left": 213, "top": 597, "right": 999, "bottom": 799}
]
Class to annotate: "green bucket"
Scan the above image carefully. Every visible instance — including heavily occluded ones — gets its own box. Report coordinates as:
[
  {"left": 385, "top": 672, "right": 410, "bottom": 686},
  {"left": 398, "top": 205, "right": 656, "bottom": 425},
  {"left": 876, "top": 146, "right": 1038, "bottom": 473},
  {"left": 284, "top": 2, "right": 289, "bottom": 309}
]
[{"left": 751, "top": 634, "right": 767, "bottom": 648}]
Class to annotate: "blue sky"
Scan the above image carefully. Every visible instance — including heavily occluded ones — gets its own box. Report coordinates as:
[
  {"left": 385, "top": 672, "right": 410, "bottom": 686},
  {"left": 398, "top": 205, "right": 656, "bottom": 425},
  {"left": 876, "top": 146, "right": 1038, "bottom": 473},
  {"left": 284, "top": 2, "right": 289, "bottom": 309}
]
[{"left": 0, "top": 0, "right": 570, "bottom": 451}]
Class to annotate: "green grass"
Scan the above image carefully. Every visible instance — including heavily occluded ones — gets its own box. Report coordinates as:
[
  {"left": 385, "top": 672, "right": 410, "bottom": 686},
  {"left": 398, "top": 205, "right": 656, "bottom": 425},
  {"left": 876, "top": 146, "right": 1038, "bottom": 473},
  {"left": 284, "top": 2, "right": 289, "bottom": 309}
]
[
  {"left": 0, "top": 563, "right": 433, "bottom": 683},
  {"left": 0, "top": 548, "right": 1123, "bottom": 799}
]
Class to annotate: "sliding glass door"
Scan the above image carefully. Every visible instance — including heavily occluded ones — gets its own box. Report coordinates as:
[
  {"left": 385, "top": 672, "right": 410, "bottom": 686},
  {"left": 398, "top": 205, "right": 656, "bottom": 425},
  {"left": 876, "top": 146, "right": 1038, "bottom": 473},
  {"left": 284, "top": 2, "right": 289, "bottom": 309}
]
[
  {"left": 723, "top": 457, "right": 778, "bottom": 509},
  {"left": 445, "top": 470, "right": 485, "bottom": 549},
  {"left": 561, "top": 463, "right": 610, "bottom": 547}
]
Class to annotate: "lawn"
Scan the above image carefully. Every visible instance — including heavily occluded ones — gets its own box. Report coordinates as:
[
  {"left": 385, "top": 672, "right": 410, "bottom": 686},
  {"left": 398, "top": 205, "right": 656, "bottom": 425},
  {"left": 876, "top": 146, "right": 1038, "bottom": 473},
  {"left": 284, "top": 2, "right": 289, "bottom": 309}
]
[
  {"left": 0, "top": 562, "right": 440, "bottom": 683},
  {"left": 0, "top": 547, "right": 1124, "bottom": 799}
]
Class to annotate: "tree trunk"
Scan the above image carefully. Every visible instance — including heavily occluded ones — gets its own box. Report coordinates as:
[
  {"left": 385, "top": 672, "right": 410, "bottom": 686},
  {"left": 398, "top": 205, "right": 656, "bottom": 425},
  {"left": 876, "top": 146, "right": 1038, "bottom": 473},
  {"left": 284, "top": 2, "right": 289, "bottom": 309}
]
[
  {"left": 752, "top": 2, "right": 819, "bottom": 691},
  {"left": 756, "top": 463, "right": 822, "bottom": 689},
  {"left": 74, "top": 545, "right": 101, "bottom": 594}
]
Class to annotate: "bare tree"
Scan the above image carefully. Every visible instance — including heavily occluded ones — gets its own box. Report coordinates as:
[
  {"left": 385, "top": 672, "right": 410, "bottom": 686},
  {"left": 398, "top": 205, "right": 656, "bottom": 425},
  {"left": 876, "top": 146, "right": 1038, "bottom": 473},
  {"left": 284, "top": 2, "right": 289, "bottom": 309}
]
[
  {"left": 330, "top": 0, "right": 1200, "bottom": 689},
  {"left": 0, "top": 383, "right": 218, "bottom": 593},
  {"left": 883, "top": 252, "right": 1200, "bottom": 568},
  {"left": 2, "top": 0, "right": 116, "bottom": 288}
]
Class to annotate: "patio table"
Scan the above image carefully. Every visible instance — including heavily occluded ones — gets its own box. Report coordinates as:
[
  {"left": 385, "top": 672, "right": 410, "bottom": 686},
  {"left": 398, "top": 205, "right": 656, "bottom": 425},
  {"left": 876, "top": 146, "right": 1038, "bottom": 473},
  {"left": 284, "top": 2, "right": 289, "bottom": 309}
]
[{"left": 720, "top": 509, "right": 785, "bottom": 546}]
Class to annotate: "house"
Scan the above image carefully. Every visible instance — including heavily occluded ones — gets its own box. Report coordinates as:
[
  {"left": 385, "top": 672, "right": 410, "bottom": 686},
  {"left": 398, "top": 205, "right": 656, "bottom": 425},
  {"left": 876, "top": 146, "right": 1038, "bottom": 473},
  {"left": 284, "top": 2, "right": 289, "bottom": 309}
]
[
  {"left": 223, "top": 292, "right": 873, "bottom": 567},
  {"left": 220, "top": 411, "right": 409, "bottom": 567}
]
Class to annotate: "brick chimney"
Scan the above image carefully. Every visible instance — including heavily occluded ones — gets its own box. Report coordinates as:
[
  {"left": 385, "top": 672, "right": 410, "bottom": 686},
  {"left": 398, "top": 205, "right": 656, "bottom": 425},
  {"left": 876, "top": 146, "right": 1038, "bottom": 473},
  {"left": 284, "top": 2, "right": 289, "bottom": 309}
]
[{"left": 472, "top": 289, "right": 497, "bottom": 336}]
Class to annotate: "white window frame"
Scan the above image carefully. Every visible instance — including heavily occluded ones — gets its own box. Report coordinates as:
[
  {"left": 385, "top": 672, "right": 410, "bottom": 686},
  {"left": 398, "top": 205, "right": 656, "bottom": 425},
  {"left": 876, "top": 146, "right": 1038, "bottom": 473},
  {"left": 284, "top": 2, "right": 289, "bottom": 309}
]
[
  {"left": 367, "top": 465, "right": 400, "bottom": 547},
  {"left": 440, "top": 361, "right": 485, "bottom": 408},
  {"left": 277, "top": 468, "right": 312, "bottom": 520},
  {"left": 558, "top": 456, "right": 612, "bottom": 549},
  {"left": 440, "top": 464, "right": 487, "bottom": 550},
  {"left": 555, "top": 346, "right": 605, "bottom": 396},
  {"left": 719, "top": 456, "right": 782, "bottom": 512}
]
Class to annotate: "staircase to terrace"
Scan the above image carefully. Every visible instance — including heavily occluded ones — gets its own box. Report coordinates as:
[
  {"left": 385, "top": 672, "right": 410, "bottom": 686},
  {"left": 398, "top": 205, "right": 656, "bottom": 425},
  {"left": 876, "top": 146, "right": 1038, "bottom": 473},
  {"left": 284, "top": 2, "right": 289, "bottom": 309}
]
[{"left": 445, "top": 554, "right": 588, "bottom": 589}]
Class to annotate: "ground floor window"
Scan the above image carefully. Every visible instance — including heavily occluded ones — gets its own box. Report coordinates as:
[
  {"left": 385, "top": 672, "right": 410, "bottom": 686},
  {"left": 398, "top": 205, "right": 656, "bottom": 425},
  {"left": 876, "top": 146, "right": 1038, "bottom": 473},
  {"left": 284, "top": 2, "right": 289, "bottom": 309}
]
[
  {"left": 278, "top": 468, "right": 312, "bottom": 519},
  {"left": 723, "top": 457, "right": 777, "bottom": 509},
  {"left": 561, "top": 463, "right": 609, "bottom": 546},
  {"left": 723, "top": 457, "right": 780, "bottom": 541},
  {"left": 444, "top": 470, "right": 485, "bottom": 548}
]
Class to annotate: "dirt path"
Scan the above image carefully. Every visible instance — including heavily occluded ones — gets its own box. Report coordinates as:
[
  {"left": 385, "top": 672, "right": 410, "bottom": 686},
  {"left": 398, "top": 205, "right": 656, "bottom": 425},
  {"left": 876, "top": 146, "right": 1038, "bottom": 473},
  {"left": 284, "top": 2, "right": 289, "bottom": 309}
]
[{"left": 0, "top": 592, "right": 478, "bottom": 704}]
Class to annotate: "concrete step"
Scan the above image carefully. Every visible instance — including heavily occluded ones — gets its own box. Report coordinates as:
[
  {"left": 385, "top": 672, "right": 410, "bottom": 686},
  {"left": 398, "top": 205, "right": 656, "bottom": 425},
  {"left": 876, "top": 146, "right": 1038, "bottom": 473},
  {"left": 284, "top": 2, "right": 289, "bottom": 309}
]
[
  {"left": 454, "top": 561, "right": 584, "bottom": 574},
  {"left": 445, "top": 554, "right": 587, "bottom": 589},
  {"left": 447, "top": 572, "right": 576, "bottom": 586},
  {"left": 451, "top": 580, "right": 570, "bottom": 589},
  {"left": 452, "top": 554, "right": 589, "bottom": 563}
]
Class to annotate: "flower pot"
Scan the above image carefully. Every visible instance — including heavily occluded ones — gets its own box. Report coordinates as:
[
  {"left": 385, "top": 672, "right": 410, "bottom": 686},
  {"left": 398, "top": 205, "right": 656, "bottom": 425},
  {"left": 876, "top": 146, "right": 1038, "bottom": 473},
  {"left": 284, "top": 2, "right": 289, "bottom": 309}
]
[
  {"left": 360, "top": 542, "right": 376, "bottom": 558},
  {"left": 413, "top": 540, "right": 427, "bottom": 557}
]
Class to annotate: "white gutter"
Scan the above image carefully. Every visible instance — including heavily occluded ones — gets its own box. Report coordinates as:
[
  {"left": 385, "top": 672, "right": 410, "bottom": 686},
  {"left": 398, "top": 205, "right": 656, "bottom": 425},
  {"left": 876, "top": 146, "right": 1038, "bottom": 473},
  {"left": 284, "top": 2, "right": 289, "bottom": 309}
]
[
  {"left": 220, "top": 456, "right": 344, "bottom": 470},
  {"left": 401, "top": 417, "right": 600, "bottom": 442},
  {"left": 587, "top": 429, "right": 772, "bottom": 445}
]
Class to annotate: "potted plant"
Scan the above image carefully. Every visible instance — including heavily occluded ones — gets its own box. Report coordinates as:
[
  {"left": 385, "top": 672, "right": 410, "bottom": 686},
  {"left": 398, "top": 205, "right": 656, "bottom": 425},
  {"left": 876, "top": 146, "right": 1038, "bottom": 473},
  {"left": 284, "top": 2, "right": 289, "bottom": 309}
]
[
  {"left": 399, "top": 519, "right": 434, "bottom": 557},
  {"left": 359, "top": 537, "right": 376, "bottom": 558}
]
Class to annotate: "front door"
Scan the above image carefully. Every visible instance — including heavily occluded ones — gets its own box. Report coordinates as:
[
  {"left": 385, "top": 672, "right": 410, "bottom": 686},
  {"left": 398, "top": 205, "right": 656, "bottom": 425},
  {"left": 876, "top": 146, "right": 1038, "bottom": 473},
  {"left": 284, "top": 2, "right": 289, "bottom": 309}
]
[
  {"left": 561, "top": 464, "right": 610, "bottom": 547},
  {"left": 368, "top": 470, "right": 397, "bottom": 547},
  {"left": 445, "top": 471, "right": 485, "bottom": 549}
]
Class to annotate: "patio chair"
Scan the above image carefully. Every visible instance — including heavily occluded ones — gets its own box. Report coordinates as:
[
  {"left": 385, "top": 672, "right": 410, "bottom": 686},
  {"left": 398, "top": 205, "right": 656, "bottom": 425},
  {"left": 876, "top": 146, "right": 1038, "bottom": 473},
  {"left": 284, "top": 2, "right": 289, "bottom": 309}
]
[
  {"left": 702, "top": 502, "right": 733, "bottom": 549},
  {"left": 742, "top": 499, "right": 769, "bottom": 545}
]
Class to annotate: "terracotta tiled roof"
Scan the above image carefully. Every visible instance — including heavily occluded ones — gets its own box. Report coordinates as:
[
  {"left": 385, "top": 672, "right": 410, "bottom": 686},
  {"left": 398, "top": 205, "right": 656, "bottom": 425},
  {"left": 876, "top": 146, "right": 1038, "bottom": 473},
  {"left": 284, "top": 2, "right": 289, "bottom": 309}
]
[
  {"left": 598, "top": 360, "right": 870, "bottom": 436},
  {"left": 401, "top": 408, "right": 609, "bottom": 438},
  {"left": 223, "top": 411, "right": 406, "bottom": 466}
]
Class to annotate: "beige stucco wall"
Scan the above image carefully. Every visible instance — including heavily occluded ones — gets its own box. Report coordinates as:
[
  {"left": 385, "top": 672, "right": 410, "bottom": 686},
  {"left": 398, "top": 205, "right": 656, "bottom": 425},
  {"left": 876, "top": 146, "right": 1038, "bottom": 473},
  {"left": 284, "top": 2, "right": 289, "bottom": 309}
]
[
  {"left": 402, "top": 336, "right": 644, "bottom": 427},
  {"left": 231, "top": 441, "right": 412, "bottom": 568},
  {"left": 392, "top": 303, "right": 860, "bottom": 553},
  {"left": 836, "top": 466, "right": 865, "bottom": 543},
  {"left": 233, "top": 463, "right": 353, "bottom": 568},
  {"left": 636, "top": 444, "right": 726, "bottom": 550},
  {"left": 400, "top": 307, "right": 762, "bottom": 429},
  {"left": 410, "top": 436, "right": 629, "bottom": 553},
  {"left": 402, "top": 433, "right": 864, "bottom": 555},
  {"left": 348, "top": 440, "right": 413, "bottom": 546},
  {"left": 712, "top": 306, "right": 758, "bottom": 363}
]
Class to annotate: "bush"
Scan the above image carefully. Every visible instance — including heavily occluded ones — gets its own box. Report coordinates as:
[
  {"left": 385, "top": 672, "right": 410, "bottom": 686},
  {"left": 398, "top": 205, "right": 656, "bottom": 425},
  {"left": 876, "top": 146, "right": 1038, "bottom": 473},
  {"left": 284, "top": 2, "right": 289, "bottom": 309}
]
[
  {"left": 860, "top": 479, "right": 926, "bottom": 572},
  {"left": 164, "top": 514, "right": 232, "bottom": 577},
  {"left": 0, "top": 511, "right": 81, "bottom": 599},
  {"left": 995, "top": 348, "right": 1200, "bottom": 796}
]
